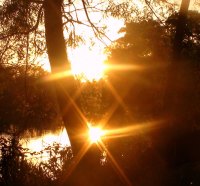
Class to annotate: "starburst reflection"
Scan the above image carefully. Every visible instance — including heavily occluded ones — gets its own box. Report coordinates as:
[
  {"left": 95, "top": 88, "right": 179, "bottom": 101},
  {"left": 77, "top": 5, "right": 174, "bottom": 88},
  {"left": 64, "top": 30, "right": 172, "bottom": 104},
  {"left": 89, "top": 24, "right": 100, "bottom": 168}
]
[
  {"left": 42, "top": 70, "right": 73, "bottom": 81},
  {"left": 40, "top": 56, "right": 157, "bottom": 185},
  {"left": 88, "top": 126, "right": 105, "bottom": 143}
]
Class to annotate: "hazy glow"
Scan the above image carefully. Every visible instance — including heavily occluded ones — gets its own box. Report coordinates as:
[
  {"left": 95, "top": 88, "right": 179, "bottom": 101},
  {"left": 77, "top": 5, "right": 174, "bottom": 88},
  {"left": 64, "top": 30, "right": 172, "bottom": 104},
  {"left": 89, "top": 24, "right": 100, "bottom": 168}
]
[
  {"left": 88, "top": 126, "right": 105, "bottom": 143},
  {"left": 40, "top": 15, "right": 124, "bottom": 82},
  {"left": 42, "top": 70, "right": 72, "bottom": 81},
  {"left": 40, "top": 57, "right": 51, "bottom": 72},
  {"left": 68, "top": 18, "right": 124, "bottom": 82},
  {"left": 105, "top": 64, "right": 144, "bottom": 72},
  {"left": 103, "top": 121, "right": 161, "bottom": 139},
  {"left": 69, "top": 47, "right": 107, "bottom": 82}
]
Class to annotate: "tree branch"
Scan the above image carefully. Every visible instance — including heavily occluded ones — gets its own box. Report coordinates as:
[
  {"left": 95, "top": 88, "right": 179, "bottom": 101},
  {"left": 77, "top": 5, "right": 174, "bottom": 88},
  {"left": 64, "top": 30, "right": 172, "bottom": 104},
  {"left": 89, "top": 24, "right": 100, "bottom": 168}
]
[
  {"left": 145, "top": 0, "right": 165, "bottom": 25},
  {"left": 81, "top": 0, "right": 112, "bottom": 46},
  {"left": 0, "top": 5, "right": 43, "bottom": 40}
]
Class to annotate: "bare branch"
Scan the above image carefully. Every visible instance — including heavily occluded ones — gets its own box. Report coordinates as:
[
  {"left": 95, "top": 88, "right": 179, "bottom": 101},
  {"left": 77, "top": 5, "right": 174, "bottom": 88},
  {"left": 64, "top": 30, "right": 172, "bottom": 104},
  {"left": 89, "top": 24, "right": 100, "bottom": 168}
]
[
  {"left": 0, "top": 39, "right": 10, "bottom": 62},
  {"left": 81, "top": 0, "right": 112, "bottom": 46},
  {"left": 145, "top": 0, "right": 165, "bottom": 25}
]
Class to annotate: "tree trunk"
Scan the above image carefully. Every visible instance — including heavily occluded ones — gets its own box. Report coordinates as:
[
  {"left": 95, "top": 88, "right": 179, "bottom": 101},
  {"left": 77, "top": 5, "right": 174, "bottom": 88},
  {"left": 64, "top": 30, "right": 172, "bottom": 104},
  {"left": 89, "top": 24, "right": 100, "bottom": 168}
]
[
  {"left": 173, "top": 0, "right": 190, "bottom": 60},
  {"left": 163, "top": 0, "right": 192, "bottom": 170},
  {"left": 43, "top": 2, "right": 128, "bottom": 185},
  {"left": 43, "top": 0, "right": 87, "bottom": 154},
  {"left": 165, "top": 0, "right": 190, "bottom": 120}
]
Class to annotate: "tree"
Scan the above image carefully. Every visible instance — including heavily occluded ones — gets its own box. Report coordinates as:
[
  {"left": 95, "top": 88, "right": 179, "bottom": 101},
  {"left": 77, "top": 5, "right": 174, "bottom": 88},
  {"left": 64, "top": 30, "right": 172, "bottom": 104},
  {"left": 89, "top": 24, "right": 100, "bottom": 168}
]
[
  {"left": 0, "top": 0, "right": 180, "bottom": 156},
  {"left": 0, "top": 2, "right": 122, "bottom": 186},
  {"left": 163, "top": 0, "right": 191, "bottom": 126},
  {"left": 106, "top": 19, "right": 172, "bottom": 124},
  {"left": 43, "top": 0, "right": 85, "bottom": 154},
  {"left": 0, "top": 0, "right": 109, "bottom": 154},
  {"left": 173, "top": 0, "right": 190, "bottom": 60},
  {"left": 105, "top": 6, "right": 200, "bottom": 184}
]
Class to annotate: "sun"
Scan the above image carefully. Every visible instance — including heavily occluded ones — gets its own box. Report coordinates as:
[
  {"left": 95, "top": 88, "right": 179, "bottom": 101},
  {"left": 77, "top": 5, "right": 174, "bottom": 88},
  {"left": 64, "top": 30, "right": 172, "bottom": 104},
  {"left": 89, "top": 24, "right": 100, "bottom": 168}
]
[
  {"left": 40, "top": 16, "right": 124, "bottom": 81},
  {"left": 69, "top": 46, "right": 107, "bottom": 82},
  {"left": 88, "top": 126, "right": 105, "bottom": 143}
]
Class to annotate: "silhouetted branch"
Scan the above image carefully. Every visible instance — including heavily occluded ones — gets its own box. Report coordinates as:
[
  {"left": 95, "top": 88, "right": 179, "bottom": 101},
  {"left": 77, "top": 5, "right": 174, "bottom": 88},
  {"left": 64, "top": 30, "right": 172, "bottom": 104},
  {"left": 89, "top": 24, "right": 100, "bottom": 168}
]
[
  {"left": 81, "top": 0, "right": 112, "bottom": 45},
  {"left": 145, "top": 0, "right": 165, "bottom": 25},
  {"left": 173, "top": 0, "right": 190, "bottom": 60},
  {"left": 0, "top": 5, "right": 43, "bottom": 40},
  {"left": 0, "top": 39, "right": 9, "bottom": 62}
]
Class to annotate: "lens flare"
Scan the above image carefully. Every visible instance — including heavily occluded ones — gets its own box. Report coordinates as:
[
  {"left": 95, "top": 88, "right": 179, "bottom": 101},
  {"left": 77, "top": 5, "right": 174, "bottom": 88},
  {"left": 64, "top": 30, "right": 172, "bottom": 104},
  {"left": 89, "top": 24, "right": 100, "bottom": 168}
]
[{"left": 88, "top": 126, "right": 104, "bottom": 143}]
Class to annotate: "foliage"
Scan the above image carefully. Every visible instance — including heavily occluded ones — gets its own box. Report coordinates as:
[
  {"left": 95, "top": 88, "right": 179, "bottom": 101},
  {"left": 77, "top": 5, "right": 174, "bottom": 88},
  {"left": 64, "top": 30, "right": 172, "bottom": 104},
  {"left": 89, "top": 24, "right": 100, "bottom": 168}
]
[
  {"left": 79, "top": 80, "right": 109, "bottom": 124},
  {"left": 104, "top": 19, "right": 170, "bottom": 126},
  {"left": 105, "top": 0, "right": 176, "bottom": 22},
  {"left": 0, "top": 0, "right": 116, "bottom": 65},
  {"left": 0, "top": 64, "right": 59, "bottom": 133},
  {"left": 0, "top": 0, "right": 178, "bottom": 65},
  {"left": 39, "top": 142, "right": 73, "bottom": 181},
  {"left": 108, "top": 19, "right": 172, "bottom": 65},
  {"left": 1, "top": 0, "right": 40, "bottom": 36},
  {"left": 103, "top": 8, "right": 200, "bottom": 185},
  {"left": 166, "top": 10, "right": 200, "bottom": 62},
  {"left": 104, "top": 9, "right": 200, "bottom": 130},
  {"left": 0, "top": 134, "right": 72, "bottom": 186},
  {"left": 1, "top": 0, "right": 200, "bottom": 185},
  {"left": 0, "top": 0, "right": 45, "bottom": 64}
]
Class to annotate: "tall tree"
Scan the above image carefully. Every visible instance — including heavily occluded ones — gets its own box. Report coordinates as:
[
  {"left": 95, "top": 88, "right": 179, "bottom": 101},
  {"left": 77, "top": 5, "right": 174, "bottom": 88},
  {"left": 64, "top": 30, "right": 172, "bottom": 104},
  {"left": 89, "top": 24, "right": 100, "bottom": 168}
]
[
  {"left": 43, "top": 0, "right": 86, "bottom": 154},
  {"left": 0, "top": 0, "right": 108, "bottom": 154},
  {"left": 169, "top": 0, "right": 191, "bottom": 117},
  {"left": 173, "top": 0, "right": 190, "bottom": 60}
]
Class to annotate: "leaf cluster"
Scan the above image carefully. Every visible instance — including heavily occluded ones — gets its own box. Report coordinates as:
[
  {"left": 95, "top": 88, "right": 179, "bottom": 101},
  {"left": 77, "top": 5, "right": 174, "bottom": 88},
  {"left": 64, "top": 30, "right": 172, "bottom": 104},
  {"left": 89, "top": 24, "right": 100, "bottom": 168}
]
[
  {"left": 0, "top": 64, "right": 59, "bottom": 134},
  {"left": 0, "top": 135, "right": 72, "bottom": 186},
  {"left": 166, "top": 10, "right": 200, "bottom": 62}
]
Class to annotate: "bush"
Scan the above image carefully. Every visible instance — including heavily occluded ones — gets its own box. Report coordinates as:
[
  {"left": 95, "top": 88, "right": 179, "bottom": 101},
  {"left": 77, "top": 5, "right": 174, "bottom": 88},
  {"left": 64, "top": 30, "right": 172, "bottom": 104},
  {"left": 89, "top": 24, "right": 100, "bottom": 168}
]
[{"left": 0, "top": 134, "right": 72, "bottom": 186}]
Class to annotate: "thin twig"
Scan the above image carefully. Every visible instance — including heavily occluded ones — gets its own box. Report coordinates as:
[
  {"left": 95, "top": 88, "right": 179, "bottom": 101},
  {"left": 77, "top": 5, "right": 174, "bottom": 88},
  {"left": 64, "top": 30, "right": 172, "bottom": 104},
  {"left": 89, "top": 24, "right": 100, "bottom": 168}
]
[
  {"left": 81, "top": 0, "right": 112, "bottom": 46},
  {"left": 145, "top": 0, "right": 165, "bottom": 25},
  {"left": 0, "top": 5, "right": 43, "bottom": 40}
]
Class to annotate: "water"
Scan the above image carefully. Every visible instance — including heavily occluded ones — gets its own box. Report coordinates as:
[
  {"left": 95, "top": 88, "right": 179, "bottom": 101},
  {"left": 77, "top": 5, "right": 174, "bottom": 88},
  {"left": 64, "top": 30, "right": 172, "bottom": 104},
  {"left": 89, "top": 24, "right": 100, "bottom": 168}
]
[{"left": 21, "top": 128, "right": 70, "bottom": 163}]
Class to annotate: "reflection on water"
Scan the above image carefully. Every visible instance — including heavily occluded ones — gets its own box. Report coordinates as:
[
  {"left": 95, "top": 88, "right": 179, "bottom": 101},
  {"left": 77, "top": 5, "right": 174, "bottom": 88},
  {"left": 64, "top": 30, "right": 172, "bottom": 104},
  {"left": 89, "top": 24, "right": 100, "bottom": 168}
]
[{"left": 21, "top": 128, "right": 70, "bottom": 163}]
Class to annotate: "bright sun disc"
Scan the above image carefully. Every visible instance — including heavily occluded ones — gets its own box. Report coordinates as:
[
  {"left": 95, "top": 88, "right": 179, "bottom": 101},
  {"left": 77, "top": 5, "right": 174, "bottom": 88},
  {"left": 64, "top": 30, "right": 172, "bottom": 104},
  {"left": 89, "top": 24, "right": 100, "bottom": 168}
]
[
  {"left": 69, "top": 47, "right": 106, "bottom": 82},
  {"left": 89, "top": 126, "right": 104, "bottom": 143}
]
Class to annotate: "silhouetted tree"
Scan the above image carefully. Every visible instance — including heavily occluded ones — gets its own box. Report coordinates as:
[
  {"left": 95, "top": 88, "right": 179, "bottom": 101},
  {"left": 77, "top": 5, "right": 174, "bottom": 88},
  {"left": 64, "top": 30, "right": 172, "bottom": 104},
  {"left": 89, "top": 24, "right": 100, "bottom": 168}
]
[
  {"left": 0, "top": 0, "right": 124, "bottom": 155},
  {"left": 173, "top": 0, "right": 190, "bottom": 60},
  {"left": 0, "top": 1, "right": 128, "bottom": 185},
  {"left": 0, "top": 135, "right": 72, "bottom": 186},
  {"left": 105, "top": 7, "right": 200, "bottom": 185}
]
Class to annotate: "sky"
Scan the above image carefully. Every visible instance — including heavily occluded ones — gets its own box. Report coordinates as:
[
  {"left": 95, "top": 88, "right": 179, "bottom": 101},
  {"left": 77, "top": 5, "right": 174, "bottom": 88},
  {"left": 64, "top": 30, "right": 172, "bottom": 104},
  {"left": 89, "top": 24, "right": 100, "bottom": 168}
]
[
  {"left": 39, "top": 0, "right": 199, "bottom": 79},
  {"left": 1, "top": 0, "right": 198, "bottom": 78}
]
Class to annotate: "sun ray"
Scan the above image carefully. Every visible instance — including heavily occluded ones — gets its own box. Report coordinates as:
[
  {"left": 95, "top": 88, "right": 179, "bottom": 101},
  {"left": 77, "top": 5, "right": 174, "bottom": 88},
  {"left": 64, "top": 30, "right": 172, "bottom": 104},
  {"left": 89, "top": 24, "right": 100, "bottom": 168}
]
[
  {"left": 59, "top": 120, "right": 162, "bottom": 185},
  {"left": 104, "top": 120, "right": 162, "bottom": 140},
  {"left": 103, "top": 63, "right": 147, "bottom": 123},
  {"left": 61, "top": 87, "right": 88, "bottom": 125},
  {"left": 61, "top": 141, "right": 91, "bottom": 184},
  {"left": 99, "top": 101, "right": 120, "bottom": 129},
  {"left": 42, "top": 71, "right": 88, "bottom": 127},
  {"left": 105, "top": 64, "right": 143, "bottom": 72},
  {"left": 42, "top": 70, "right": 73, "bottom": 82},
  {"left": 105, "top": 80, "right": 126, "bottom": 109},
  {"left": 98, "top": 141, "right": 132, "bottom": 186},
  {"left": 104, "top": 80, "right": 134, "bottom": 121}
]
